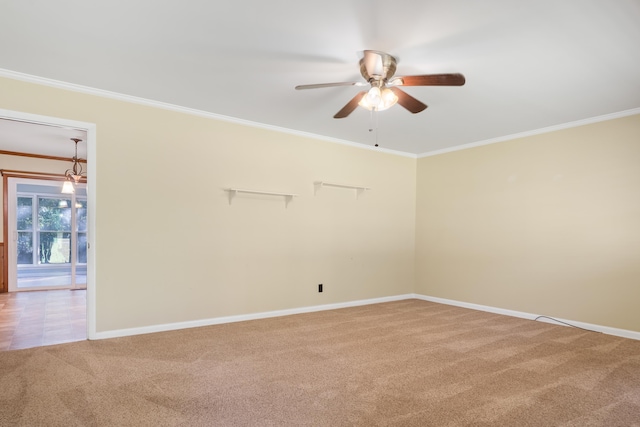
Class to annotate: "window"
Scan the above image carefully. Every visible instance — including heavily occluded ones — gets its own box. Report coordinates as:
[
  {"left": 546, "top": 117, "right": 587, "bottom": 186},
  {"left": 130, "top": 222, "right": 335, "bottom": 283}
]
[{"left": 14, "top": 183, "right": 87, "bottom": 289}]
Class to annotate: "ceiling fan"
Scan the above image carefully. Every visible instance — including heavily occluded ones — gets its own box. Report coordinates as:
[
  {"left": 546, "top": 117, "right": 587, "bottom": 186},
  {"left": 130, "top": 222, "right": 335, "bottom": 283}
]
[{"left": 295, "top": 50, "right": 465, "bottom": 119}]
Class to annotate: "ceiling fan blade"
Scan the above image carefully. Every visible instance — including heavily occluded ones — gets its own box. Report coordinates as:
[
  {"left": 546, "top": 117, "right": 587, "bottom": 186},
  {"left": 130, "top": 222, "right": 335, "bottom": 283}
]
[
  {"left": 389, "top": 87, "right": 428, "bottom": 114},
  {"left": 334, "top": 91, "right": 366, "bottom": 119},
  {"left": 295, "top": 82, "right": 365, "bottom": 90},
  {"left": 391, "top": 73, "right": 466, "bottom": 87}
]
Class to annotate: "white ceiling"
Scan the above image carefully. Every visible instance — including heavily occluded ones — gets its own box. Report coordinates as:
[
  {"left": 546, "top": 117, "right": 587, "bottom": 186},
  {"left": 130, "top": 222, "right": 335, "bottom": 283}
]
[
  {"left": 0, "top": 118, "right": 87, "bottom": 159},
  {"left": 1, "top": 0, "right": 639, "bottom": 156}
]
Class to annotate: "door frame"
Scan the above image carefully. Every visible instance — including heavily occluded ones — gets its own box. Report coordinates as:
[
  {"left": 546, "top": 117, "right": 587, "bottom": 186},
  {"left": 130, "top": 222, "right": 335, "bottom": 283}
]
[
  {"left": 7, "top": 177, "right": 87, "bottom": 292},
  {"left": 0, "top": 108, "right": 97, "bottom": 340}
]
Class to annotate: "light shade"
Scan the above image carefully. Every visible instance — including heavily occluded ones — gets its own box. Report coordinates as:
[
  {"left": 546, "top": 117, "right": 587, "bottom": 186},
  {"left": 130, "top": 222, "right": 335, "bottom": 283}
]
[
  {"left": 61, "top": 180, "right": 75, "bottom": 194},
  {"left": 358, "top": 87, "right": 398, "bottom": 111}
]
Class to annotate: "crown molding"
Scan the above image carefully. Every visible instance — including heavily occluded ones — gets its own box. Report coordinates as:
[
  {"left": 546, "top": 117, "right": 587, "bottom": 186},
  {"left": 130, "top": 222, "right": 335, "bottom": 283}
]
[
  {"left": 418, "top": 107, "right": 640, "bottom": 158},
  {"left": 0, "top": 68, "right": 415, "bottom": 159},
  {"left": 5, "top": 68, "right": 635, "bottom": 161}
]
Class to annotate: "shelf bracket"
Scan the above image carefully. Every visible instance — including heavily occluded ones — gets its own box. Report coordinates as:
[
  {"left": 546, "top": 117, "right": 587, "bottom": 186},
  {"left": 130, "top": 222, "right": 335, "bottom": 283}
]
[
  {"left": 226, "top": 188, "right": 298, "bottom": 207},
  {"left": 314, "top": 181, "right": 370, "bottom": 199}
]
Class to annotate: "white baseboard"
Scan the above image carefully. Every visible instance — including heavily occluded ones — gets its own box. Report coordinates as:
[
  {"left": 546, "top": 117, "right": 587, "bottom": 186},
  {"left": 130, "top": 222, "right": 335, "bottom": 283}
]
[
  {"left": 93, "top": 293, "right": 640, "bottom": 342},
  {"left": 93, "top": 294, "right": 415, "bottom": 340},
  {"left": 413, "top": 294, "right": 640, "bottom": 341}
]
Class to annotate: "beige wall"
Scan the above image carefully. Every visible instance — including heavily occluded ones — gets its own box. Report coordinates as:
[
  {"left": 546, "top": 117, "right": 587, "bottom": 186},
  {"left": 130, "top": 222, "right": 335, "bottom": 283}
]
[
  {"left": 0, "top": 76, "right": 416, "bottom": 332},
  {"left": 3, "top": 75, "right": 639, "bottom": 336},
  {"left": 416, "top": 114, "right": 640, "bottom": 332}
]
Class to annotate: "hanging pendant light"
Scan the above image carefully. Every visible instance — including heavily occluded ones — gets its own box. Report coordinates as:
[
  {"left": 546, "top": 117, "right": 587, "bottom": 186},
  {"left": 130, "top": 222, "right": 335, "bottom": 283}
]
[
  {"left": 61, "top": 138, "right": 86, "bottom": 194},
  {"left": 61, "top": 179, "right": 75, "bottom": 194}
]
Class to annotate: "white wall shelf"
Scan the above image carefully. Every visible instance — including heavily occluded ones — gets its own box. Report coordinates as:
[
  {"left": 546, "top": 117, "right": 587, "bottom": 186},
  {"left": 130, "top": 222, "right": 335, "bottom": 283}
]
[
  {"left": 226, "top": 188, "right": 298, "bottom": 207},
  {"left": 314, "top": 181, "right": 370, "bottom": 198}
]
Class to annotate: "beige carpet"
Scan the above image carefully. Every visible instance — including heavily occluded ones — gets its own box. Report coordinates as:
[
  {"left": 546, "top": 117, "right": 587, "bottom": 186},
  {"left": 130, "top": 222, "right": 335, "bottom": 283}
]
[{"left": 1, "top": 299, "right": 639, "bottom": 426}]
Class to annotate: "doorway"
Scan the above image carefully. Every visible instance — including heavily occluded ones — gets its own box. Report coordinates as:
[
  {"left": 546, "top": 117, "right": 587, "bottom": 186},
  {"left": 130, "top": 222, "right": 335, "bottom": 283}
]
[{"left": 0, "top": 108, "right": 96, "bottom": 341}]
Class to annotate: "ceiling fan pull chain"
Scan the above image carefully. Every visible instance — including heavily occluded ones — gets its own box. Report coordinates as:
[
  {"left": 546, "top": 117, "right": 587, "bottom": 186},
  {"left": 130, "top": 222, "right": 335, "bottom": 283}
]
[
  {"left": 369, "top": 108, "right": 374, "bottom": 132},
  {"left": 368, "top": 108, "right": 380, "bottom": 147},
  {"left": 375, "top": 108, "right": 379, "bottom": 147}
]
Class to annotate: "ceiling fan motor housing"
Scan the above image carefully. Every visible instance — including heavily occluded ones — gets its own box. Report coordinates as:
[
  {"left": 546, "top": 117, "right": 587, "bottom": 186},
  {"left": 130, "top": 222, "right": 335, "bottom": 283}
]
[{"left": 359, "top": 50, "right": 398, "bottom": 86}]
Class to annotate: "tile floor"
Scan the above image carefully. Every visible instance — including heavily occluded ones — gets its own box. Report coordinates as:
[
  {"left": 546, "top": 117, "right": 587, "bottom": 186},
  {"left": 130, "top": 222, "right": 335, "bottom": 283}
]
[{"left": 0, "top": 289, "right": 86, "bottom": 351}]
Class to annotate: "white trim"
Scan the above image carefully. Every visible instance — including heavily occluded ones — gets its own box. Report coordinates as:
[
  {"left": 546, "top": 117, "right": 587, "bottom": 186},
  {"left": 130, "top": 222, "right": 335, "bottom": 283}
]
[
  {"left": 414, "top": 294, "right": 640, "bottom": 341},
  {"left": 3, "top": 68, "right": 637, "bottom": 161},
  {"left": 0, "top": 68, "right": 414, "bottom": 159},
  {"left": 93, "top": 294, "right": 415, "bottom": 340},
  {"left": 84, "top": 291, "right": 640, "bottom": 342},
  {"left": 418, "top": 107, "right": 640, "bottom": 158},
  {"left": 0, "top": 108, "right": 98, "bottom": 340}
]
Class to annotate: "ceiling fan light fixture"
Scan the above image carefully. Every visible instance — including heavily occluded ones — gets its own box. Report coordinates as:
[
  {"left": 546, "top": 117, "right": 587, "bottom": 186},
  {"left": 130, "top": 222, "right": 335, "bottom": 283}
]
[
  {"left": 358, "top": 87, "right": 398, "bottom": 111},
  {"left": 381, "top": 87, "right": 398, "bottom": 107},
  {"left": 366, "top": 86, "right": 381, "bottom": 105}
]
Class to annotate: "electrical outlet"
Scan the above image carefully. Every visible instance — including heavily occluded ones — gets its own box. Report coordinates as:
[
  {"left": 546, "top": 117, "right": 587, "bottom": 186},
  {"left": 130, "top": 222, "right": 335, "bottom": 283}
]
[{"left": 318, "top": 284, "right": 323, "bottom": 293}]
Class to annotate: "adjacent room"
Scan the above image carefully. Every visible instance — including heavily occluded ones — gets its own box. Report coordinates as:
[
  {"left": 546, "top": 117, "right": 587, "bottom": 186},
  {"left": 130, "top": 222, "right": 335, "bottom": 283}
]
[{"left": 0, "top": 1, "right": 639, "bottom": 425}]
